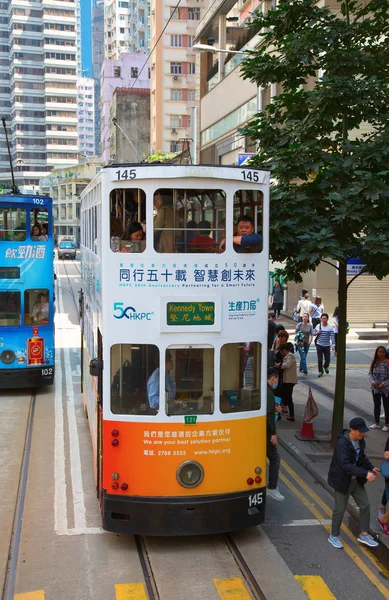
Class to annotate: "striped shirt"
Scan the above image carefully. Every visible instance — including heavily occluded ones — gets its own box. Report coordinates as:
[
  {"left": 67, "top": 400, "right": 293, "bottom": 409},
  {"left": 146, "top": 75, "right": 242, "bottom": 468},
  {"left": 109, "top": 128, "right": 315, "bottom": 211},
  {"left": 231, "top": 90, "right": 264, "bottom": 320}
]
[{"left": 314, "top": 324, "right": 335, "bottom": 347}]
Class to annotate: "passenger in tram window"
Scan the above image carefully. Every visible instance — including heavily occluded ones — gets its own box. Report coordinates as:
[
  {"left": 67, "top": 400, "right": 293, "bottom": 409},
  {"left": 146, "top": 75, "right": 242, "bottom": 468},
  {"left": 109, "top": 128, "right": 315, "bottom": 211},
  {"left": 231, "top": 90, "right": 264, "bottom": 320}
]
[
  {"left": 119, "top": 221, "right": 145, "bottom": 253},
  {"left": 219, "top": 215, "right": 262, "bottom": 253},
  {"left": 147, "top": 352, "right": 176, "bottom": 410},
  {"left": 110, "top": 216, "right": 124, "bottom": 252},
  {"left": 154, "top": 191, "right": 174, "bottom": 253},
  {"left": 189, "top": 220, "right": 216, "bottom": 253},
  {"left": 31, "top": 224, "right": 41, "bottom": 240},
  {"left": 13, "top": 225, "right": 26, "bottom": 241},
  {"left": 39, "top": 223, "right": 48, "bottom": 241},
  {"left": 32, "top": 292, "right": 50, "bottom": 324}
]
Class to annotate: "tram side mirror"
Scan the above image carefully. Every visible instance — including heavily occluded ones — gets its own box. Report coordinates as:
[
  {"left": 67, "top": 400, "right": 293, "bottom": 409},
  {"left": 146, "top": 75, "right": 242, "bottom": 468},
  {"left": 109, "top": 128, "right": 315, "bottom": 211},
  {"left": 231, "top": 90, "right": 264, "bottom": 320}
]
[{"left": 90, "top": 358, "right": 103, "bottom": 377}]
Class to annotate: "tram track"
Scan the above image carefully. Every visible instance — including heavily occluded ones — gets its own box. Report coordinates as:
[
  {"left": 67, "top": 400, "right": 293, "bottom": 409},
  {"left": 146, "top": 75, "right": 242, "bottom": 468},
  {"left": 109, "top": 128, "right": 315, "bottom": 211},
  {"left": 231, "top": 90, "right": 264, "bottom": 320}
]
[{"left": 1, "top": 391, "right": 36, "bottom": 600}]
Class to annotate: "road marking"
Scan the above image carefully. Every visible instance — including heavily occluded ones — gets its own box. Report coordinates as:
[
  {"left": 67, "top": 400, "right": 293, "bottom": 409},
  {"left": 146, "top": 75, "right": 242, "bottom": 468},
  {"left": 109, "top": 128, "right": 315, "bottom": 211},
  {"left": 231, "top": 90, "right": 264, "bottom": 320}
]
[
  {"left": 295, "top": 576, "right": 336, "bottom": 599},
  {"left": 281, "top": 519, "right": 332, "bottom": 527},
  {"left": 56, "top": 526, "right": 105, "bottom": 536},
  {"left": 213, "top": 578, "right": 251, "bottom": 599},
  {"left": 115, "top": 583, "right": 148, "bottom": 599},
  {"left": 55, "top": 274, "right": 86, "bottom": 533},
  {"left": 281, "top": 460, "right": 389, "bottom": 581},
  {"left": 14, "top": 592, "right": 45, "bottom": 600},
  {"left": 54, "top": 337, "right": 67, "bottom": 533},
  {"left": 280, "top": 464, "right": 389, "bottom": 597}
]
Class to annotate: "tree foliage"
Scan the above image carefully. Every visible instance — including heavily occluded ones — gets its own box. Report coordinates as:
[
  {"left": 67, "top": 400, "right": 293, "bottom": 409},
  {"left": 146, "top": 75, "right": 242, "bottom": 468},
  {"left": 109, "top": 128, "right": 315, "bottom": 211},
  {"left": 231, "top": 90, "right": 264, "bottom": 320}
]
[{"left": 240, "top": 0, "right": 389, "bottom": 442}]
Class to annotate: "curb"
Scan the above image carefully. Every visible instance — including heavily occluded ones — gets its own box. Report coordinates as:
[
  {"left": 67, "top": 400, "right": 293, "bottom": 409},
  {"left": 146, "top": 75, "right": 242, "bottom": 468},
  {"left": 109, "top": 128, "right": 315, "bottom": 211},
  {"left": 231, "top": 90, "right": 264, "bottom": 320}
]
[{"left": 277, "top": 434, "right": 389, "bottom": 550}]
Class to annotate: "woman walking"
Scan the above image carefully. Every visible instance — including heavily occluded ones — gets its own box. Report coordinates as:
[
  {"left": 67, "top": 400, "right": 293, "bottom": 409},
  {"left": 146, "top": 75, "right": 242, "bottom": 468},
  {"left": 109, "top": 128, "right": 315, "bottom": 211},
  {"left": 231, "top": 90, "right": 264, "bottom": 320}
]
[
  {"left": 277, "top": 342, "right": 297, "bottom": 422},
  {"left": 271, "top": 279, "right": 286, "bottom": 318},
  {"left": 314, "top": 313, "right": 335, "bottom": 377},
  {"left": 311, "top": 296, "right": 324, "bottom": 329},
  {"left": 295, "top": 313, "right": 313, "bottom": 374},
  {"left": 369, "top": 346, "right": 389, "bottom": 431}
]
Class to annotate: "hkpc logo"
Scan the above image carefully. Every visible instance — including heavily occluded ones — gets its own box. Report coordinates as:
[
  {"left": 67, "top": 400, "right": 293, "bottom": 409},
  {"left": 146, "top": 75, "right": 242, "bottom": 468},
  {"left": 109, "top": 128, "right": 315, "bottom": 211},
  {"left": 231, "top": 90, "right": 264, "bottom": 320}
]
[
  {"left": 228, "top": 299, "right": 259, "bottom": 313},
  {"left": 113, "top": 302, "right": 154, "bottom": 321}
]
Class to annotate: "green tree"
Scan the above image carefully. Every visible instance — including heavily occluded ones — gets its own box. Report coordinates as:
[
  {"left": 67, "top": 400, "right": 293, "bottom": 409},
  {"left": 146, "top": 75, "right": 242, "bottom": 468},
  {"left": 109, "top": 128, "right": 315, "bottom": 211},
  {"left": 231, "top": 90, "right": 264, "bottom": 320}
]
[{"left": 240, "top": 0, "right": 389, "bottom": 444}]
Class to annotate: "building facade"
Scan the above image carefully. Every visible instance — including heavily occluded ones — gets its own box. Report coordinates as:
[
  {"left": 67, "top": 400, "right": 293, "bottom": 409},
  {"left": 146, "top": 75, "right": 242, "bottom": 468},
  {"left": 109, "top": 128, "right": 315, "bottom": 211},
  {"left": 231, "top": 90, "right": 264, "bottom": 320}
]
[
  {"left": 150, "top": 0, "right": 206, "bottom": 155},
  {"left": 100, "top": 54, "right": 150, "bottom": 165},
  {"left": 40, "top": 158, "right": 101, "bottom": 245},
  {"left": 77, "top": 77, "right": 96, "bottom": 158},
  {"left": 104, "top": 0, "right": 131, "bottom": 60},
  {"left": 109, "top": 88, "right": 150, "bottom": 162},
  {"left": 0, "top": 1, "right": 10, "bottom": 177},
  {"left": 0, "top": 0, "right": 79, "bottom": 192},
  {"left": 92, "top": 0, "right": 104, "bottom": 155}
]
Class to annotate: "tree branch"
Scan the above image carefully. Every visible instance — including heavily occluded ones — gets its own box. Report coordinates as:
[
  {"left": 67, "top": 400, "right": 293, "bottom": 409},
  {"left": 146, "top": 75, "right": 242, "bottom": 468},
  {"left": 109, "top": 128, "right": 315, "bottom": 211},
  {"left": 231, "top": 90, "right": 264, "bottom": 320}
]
[
  {"left": 346, "top": 265, "right": 369, "bottom": 289},
  {"left": 321, "top": 259, "right": 338, "bottom": 270}
]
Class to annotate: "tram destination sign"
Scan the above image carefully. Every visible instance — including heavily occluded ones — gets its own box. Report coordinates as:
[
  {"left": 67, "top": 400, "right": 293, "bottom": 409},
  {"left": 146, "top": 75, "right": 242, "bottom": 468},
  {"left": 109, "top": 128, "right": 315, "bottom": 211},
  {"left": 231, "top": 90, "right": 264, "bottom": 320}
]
[
  {"left": 0, "top": 266, "right": 20, "bottom": 279},
  {"left": 167, "top": 301, "right": 215, "bottom": 326}
]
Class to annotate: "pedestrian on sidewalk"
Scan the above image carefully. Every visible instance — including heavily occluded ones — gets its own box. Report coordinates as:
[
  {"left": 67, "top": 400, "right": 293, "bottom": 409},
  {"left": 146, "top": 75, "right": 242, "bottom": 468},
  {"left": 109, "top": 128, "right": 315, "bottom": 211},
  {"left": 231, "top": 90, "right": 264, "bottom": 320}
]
[
  {"left": 266, "top": 368, "right": 285, "bottom": 501},
  {"left": 296, "top": 293, "right": 311, "bottom": 323},
  {"left": 368, "top": 346, "right": 389, "bottom": 431},
  {"left": 295, "top": 313, "right": 313, "bottom": 374},
  {"left": 271, "top": 330, "right": 290, "bottom": 400},
  {"left": 310, "top": 296, "right": 324, "bottom": 329},
  {"left": 377, "top": 436, "right": 389, "bottom": 535},
  {"left": 332, "top": 306, "right": 339, "bottom": 355},
  {"left": 270, "top": 279, "right": 287, "bottom": 318},
  {"left": 268, "top": 312, "right": 277, "bottom": 351},
  {"left": 314, "top": 313, "right": 335, "bottom": 377},
  {"left": 328, "top": 417, "right": 380, "bottom": 549},
  {"left": 277, "top": 342, "right": 297, "bottom": 422}
]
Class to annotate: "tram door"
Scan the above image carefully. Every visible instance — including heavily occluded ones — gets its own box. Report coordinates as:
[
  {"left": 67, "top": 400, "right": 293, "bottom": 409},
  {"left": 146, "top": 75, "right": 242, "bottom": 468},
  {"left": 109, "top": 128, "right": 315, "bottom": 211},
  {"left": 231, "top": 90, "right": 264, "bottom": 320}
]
[{"left": 97, "top": 329, "right": 103, "bottom": 501}]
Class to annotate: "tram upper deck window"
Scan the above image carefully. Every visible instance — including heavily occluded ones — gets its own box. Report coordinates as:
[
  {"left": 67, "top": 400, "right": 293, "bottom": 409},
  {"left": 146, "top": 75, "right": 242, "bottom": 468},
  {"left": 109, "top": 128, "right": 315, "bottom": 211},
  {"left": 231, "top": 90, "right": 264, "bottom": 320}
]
[
  {"left": 111, "top": 343, "right": 159, "bottom": 415},
  {"left": 220, "top": 342, "right": 261, "bottom": 413},
  {"left": 30, "top": 209, "right": 49, "bottom": 241},
  {"left": 164, "top": 347, "right": 214, "bottom": 416},
  {"left": 153, "top": 189, "right": 226, "bottom": 253},
  {"left": 0, "top": 291, "right": 21, "bottom": 326},
  {"left": 109, "top": 188, "right": 146, "bottom": 253},
  {"left": 0, "top": 208, "right": 26, "bottom": 241},
  {"left": 230, "top": 190, "right": 263, "bottom": 254},
  {"left": 25, "top": 289, "right": 50, "bottom": 326}
]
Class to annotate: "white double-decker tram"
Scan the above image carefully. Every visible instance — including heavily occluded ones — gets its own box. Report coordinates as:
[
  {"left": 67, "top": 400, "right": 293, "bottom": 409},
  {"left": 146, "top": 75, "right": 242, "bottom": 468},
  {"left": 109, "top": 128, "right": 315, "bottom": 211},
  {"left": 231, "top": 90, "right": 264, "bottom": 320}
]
[{"left": 80, "top": 164, "right": 270, "bottom": 535}]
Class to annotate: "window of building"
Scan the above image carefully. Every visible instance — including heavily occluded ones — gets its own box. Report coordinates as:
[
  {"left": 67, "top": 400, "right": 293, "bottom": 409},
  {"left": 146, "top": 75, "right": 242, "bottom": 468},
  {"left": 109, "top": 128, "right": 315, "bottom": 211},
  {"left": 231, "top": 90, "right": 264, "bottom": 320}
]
[
  {"left": 153, "top": 188, "right": 226, "bottom": 253},
  {"left": 170, "top": 115, "right": 182, "bottom": 128},
  {"left": 111, "top": 344, "right": 159, "bottom": 415},
  {"left": 188, "top": 62, "right": 196, "bottom": 75},
  {"left": 165, "top": 347, "right": 214, "bottom": 416},
  {"left": 188, "top": 8, "right": 200, "bottom": 19},
  {"left": 131, "top": 66, "right": 138, "bottom": 78},
  {"left": 220, "top": 343, "right": 261, "bottom": 413},
  {"left": 170, "top": 62, "right": 182, "bottom": 74},
  {"left": 0, "top": 208, "right": 26, "bottom": 241},
  {"left": 25, "top": 289, "right": 50, "bottom": 326},
  {"left": 188, "top": 89, "right": 196, "bottom": 101},
  {"left": 170, "top": 142, "right": 180, "bottom": 153},
  {"left": 109, "top": 188, "right": 146, "bottom": 253},
  {"left": 188, "top": 36, "right": 194, "bottom": 47},
  {"left": 170, "top": 89, "right": 183, "bottom": 101},
  {"left": 0, "top": 292, "right": 21, "bottom": 326},
  {"left": 171, "top": 35, "right": 182, "bottom": 47},
  {"left": 120, "top": 27, "right": 125, "bottom": 33},
  {"left": 232, "top": 190, "right": 263, "bottom": 254}
]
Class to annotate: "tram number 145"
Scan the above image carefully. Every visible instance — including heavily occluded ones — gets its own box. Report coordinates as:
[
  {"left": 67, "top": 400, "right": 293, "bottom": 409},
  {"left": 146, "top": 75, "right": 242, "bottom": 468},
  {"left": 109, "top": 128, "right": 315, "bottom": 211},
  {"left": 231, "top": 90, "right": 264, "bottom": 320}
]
[
  {"left": 248, "top": 492, "right": 263, "bottom": 507},
  {"left": 116, "top": 169, "right": 137, "bottom": 181}
]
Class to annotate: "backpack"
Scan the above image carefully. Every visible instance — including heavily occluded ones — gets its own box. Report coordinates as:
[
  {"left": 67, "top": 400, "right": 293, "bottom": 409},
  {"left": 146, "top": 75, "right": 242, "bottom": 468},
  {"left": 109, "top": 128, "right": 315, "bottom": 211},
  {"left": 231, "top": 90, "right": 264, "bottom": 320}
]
[{"left": 294, "top": 331, "right": 305, "bottom": 346}]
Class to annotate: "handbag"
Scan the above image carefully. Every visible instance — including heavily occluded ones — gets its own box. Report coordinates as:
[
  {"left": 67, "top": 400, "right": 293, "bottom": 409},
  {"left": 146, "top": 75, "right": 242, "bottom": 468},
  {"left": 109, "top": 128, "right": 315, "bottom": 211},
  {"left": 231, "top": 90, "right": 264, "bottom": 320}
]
[{"left": 380, "top": 459, "right": 389, "bottom": 479}]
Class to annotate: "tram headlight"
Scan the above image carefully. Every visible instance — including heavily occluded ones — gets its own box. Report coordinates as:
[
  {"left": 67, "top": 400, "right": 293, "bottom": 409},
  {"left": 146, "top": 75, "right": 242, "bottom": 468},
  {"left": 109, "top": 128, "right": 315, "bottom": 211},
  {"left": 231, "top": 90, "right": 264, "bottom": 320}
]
[
  {"left": 112, "top": 472, "right": 119, "bottom": 480},
  {"left": 255, "top": 467, "right": 262, "bottom": 475},
  {"left": 176, "top": 460, "right": 204, "bottom": 489}
]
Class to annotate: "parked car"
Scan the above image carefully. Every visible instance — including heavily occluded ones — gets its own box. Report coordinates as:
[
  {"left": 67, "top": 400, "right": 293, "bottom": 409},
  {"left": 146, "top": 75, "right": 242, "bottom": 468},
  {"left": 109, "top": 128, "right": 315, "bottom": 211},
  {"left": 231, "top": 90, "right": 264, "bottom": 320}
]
[{"left": 58, "top": 240, "right": 76, "bottom": 260}]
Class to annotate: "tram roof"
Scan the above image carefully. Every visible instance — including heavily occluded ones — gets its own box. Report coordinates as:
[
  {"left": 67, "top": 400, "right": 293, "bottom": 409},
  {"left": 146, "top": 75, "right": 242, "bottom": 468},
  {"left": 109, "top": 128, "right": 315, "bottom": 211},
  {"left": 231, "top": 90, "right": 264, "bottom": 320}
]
[{"left": 103, "top": 163, "right": 270, "bottom": 172}]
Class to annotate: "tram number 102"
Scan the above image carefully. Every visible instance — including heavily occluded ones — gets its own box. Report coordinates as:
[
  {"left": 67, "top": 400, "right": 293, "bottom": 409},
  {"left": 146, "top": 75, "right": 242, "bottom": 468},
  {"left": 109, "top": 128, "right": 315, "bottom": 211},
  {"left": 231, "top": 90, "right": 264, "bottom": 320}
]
[
  {"left": 248, "top": 492, "right": 263, "bottom": 507},
  {"left": 116, "top": 169, "right": 137, "bottom": 181}
]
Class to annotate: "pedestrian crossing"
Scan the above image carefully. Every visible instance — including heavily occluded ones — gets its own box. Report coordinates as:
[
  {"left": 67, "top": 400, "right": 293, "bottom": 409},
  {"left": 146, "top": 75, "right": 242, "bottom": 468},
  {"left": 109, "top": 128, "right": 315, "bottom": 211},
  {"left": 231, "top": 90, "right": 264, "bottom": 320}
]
[{"left": 13, "top": 575, "right": 337, "bottom": 599}]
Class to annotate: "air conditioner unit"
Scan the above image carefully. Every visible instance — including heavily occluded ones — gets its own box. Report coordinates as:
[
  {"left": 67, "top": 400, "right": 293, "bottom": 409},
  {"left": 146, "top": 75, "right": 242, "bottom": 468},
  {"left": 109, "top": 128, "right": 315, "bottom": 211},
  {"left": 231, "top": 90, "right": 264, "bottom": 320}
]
[
  {"left": 171, "top": 128, "right": 177, "bottom": 134},
  {"left": 173, "top": 75, "right": 179, "bottom": 81}
]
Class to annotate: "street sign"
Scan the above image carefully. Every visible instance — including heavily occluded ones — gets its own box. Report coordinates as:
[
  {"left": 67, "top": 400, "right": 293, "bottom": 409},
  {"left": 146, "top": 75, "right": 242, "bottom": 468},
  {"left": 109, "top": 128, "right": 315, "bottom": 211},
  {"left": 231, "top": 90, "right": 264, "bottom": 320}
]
[
  {"left": 167, "top": 301, "right": 215, "bottom": 326},
  {"left": 237, "top": 153, "right": 254, "bottom": 166},
  {"left": 346, "top": 257, "right": 367, "bottom": 276}
]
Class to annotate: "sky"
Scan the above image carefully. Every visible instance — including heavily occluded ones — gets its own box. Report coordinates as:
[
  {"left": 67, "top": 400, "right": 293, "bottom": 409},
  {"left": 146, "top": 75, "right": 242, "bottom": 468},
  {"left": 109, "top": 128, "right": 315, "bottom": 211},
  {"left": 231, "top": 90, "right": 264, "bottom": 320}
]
[{"left": 81, "top": 0, "right": 92, "bottom": 77}]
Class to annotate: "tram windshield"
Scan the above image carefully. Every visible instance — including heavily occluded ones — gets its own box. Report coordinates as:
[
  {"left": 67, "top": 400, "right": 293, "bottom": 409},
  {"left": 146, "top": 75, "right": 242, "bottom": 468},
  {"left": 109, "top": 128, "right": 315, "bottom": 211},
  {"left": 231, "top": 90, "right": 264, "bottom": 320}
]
[
  {"left": 0, "top": 208, "right": 26, "bottom": 241},
  {"left": 0, "top": 291, "right": 21, "bottom": 326},
  {"left": 220, "top": 342, "right": 261, "bottom": 413},
  {"left": 25, "top": 289, "right": 50, "bottom": 325},
  {"left": 165, "top": 347, "right": 214, "bottom": 416}
]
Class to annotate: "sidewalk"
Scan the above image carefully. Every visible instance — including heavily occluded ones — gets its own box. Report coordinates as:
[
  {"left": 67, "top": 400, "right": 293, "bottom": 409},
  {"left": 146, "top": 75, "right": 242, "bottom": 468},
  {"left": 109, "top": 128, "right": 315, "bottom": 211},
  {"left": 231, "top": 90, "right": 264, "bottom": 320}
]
[
  {"left": 275, "top": 312, "right": 388, "bottom": 341},
  {"left": 275, "top": 363, "right": 389, "bottom": 549}
]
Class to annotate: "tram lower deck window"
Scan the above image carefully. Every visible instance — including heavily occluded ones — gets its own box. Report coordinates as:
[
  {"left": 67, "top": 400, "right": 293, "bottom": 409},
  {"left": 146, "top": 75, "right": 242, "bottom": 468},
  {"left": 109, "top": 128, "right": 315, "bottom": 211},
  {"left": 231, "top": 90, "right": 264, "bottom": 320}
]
[
  {"left": 220, "top": 342, "right": 261, "bottom": 413},
  {"left": 0, "top": 291, "right": 21, "bottom": 326},
  {"left": 164, "top": 347, "right": 214, "bottom": 416},
  {"left": 111, "top": 344, "right": 159, "bottom": 415}
]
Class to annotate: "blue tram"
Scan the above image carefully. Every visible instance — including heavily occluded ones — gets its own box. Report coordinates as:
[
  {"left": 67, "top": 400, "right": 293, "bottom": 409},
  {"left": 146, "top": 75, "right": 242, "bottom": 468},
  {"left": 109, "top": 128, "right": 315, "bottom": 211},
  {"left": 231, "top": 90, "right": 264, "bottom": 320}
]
[{"left": 0, "top": 194, "right": 55, "bottom": 388}]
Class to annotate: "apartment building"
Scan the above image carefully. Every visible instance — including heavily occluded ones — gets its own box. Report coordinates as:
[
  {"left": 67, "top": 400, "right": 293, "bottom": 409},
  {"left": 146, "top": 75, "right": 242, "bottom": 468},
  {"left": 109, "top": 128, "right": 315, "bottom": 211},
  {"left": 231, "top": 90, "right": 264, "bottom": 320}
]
[
  {"left": 0, "top": 0, "right": 79, "bottom": 192},
  {"left": 100, "top": 54, "right": 150, "bottom": 164},
  {"left": 105, "top": 0, "right": 131, "bottom": 59},
  {"left": 0, "top": 2, "right": 10, "bottom": 177},
  {"left": 92, "top": 0, "right": 104, "bottom": 155},
  {"left": 128, "top": 0, "right": 150, "bottom": 53},
  {"left": 77, "top": 77, "right": 96, "bottom": 158},
  {"left": 150, "top": 0, "right": 206, "bottom": 155}
]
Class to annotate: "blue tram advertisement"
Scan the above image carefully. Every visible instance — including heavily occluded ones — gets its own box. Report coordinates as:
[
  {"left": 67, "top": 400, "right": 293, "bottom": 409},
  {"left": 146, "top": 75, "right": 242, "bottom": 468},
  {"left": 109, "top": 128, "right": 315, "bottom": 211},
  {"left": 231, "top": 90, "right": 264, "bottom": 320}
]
[{"left": 0, "top": 194, "right": 55, "bottom": 388}]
